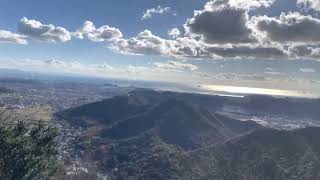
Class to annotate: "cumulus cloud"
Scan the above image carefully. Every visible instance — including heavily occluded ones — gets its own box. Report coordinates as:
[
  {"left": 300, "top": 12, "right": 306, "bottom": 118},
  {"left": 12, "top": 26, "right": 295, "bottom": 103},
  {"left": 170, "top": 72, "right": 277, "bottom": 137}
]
[
  {"left": 142, "top": 6, "right": 172, "bottom": 20},
  {"left": 111, "top": 27, "right": 289, "bottom": 59},
  {"left": 109, "top": 0, "right": 316, "bottom": 60},
  {"left": 154, "top": 61, "right": 198, "bottom": 71},
  {"left": 185, "top": 0, "right": 255, "bottom": 44},
  {"left": 112, "top": 30, "right": 177, "bottom": 56},
  {"left": 18, "top": 17, "right": 71, "bottom": 43},
  {"left": 254, "top": 12, "right": 320, "bottom": 43},
  {"left": 228, "top": 0, "right": 276, "bottom": 9},
  {"left": 0, "top": 30, "right": 27, "bottom": 44},
  {"left": 168, "top": 28, "right": 181, "bottom": 39},
  {"left": 297, "top": 0, "right": 320, "bottom": 11},
  {"left": 112, "top": 31, "right": 205, "bottom": 58},
  {"left": 2, "top": 0, "right": 319, "bottom": 61},
  {"left": 74, "top": 21, "right": 123, "bottom": 42}
]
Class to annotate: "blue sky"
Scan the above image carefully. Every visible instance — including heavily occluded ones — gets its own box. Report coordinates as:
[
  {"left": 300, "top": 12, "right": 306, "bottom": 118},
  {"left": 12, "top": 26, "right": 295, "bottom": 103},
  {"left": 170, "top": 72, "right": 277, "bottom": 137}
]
[
  {"left": 0, "top": 0, "right": 319, "bottom": 96},
  {"left": 0, "top": 0, "right": 206, "bottom": 63},
  {"left": 0, "top": 0, "right": 205, "bottom": 34}
]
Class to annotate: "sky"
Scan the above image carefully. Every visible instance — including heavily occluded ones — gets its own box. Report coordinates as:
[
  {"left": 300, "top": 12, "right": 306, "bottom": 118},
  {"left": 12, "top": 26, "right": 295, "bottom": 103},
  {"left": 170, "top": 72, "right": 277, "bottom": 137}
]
[{"left": 0, "top": 0, "right": 319, "bottom": 96}]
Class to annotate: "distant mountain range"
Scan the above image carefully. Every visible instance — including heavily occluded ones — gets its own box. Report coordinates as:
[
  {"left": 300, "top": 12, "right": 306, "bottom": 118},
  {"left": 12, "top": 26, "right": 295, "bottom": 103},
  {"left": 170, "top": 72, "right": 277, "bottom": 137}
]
[{"left": 58, "top": 89, "right": 320, "bottom": 179}]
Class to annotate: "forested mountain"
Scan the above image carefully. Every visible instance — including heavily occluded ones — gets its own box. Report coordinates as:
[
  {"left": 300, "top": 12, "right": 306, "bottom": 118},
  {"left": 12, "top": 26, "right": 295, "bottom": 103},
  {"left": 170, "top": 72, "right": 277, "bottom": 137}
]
[
  {"left": 178, "top": 127, "right": 320, "bottom": 180},
  {"left": 57, "top": 89, "right": 320, "bottom": 179}
]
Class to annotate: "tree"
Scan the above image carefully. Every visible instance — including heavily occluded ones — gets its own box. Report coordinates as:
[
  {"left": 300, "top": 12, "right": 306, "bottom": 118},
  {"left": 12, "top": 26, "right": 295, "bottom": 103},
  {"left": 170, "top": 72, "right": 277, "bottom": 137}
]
[{"left": 0, "top": 121, "right": 59, "bottom": 180}]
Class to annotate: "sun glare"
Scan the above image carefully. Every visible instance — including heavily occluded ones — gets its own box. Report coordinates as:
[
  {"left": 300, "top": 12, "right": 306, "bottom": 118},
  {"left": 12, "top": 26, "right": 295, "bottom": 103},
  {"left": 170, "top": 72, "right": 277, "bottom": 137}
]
[{"left": 200, "top": 84, "right": 317, "bottom": 98}]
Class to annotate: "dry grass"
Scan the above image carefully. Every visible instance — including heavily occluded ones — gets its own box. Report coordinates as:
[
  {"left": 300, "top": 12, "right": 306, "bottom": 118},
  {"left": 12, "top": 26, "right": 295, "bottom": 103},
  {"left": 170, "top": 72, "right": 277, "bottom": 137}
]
[{"left": 0, "top": 106, "right": 53, "bottom": 125}]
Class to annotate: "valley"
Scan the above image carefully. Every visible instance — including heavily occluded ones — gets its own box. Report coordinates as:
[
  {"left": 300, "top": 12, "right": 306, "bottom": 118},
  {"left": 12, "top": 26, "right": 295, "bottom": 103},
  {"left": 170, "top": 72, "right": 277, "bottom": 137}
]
[{"left": 0, "top": 77, "right": 319, "bottom": 179}]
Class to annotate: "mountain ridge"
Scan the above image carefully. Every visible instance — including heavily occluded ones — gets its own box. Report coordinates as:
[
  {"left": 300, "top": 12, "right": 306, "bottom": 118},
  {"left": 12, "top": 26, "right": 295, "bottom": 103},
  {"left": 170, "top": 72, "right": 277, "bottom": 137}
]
[{"left": 57, "top": 89, "right": 320, "bottom": 179}]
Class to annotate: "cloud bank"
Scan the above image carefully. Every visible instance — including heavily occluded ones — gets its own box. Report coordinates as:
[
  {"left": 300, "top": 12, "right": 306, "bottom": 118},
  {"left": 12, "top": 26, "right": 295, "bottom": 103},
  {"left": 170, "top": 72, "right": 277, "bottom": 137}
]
[
  {"left": 0, "top": 58, "right": 198, "bottom": 81},
  {"left": 110, "top": 0, "right": 320, "bottom": 60},
  {"left": 1, "top": 0, "right": 320, "bottom": 61}
]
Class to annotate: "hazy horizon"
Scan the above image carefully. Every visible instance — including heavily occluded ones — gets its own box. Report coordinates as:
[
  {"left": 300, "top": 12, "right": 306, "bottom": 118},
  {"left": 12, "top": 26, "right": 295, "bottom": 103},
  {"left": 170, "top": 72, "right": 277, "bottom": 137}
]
[{"left": 0, "top": 0, "right": 319, "bottom": 97}]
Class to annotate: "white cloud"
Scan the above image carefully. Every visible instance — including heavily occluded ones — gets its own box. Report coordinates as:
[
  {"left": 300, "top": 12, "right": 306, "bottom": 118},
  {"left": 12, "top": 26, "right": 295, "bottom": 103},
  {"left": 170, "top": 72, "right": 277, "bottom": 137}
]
[
  {"left": 18, "top": 17, "right": 71, "bottom": 43},
  {"left": 154, "top": 61, "right": 198, "bottom": 71},
  {"left": 310, "top": 47, "right": 320, "bottom": 57},
  {"left": 0, "top": 30, "right": 27, "bottom": 44},
  {"left": 168, "top": 28, "right": 181, "bottom": 39},
  {"left": 299, "top": 68, "right": 316, "bottom": 73},
  {"left": 112, "top": 31, "right": 203, "bottom": 58},
  {"left": 228, "top": 0, "right": 276, "bottom": 9},
  {"left": 0, "top": 58, "right": 126, "bottom": 79},
  {"left": 109, "top": 1, "right": 320, "bottom": 60},
  {"left": 142, "top": 6, "right": 172, "bottom": 20},
  {"left": 264, "top": 67, "right": 284, "bottom": 75},
  {"left": 297, "top": 0, "right": 320, "bottom": 11},
  {"left": 111, "top": 28, "right": 288, "bottom": 59},
  {"left": 0, "top": 59, "right": 99, "bottom": 74},
  {"left": 112, "top": 30, "right": 177, "bottom": 56},
  {"left": 74, "top": 21, "right": 123, "bottom": 42},
  {"left": 0, "top": 59, "right": 198, "bottom": 82},
  {"left": 1, "top": 0, "right": 319, "bottom": 61}
]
